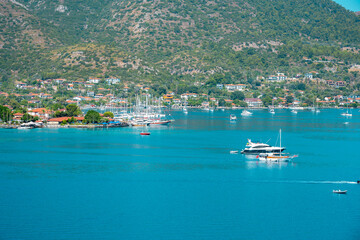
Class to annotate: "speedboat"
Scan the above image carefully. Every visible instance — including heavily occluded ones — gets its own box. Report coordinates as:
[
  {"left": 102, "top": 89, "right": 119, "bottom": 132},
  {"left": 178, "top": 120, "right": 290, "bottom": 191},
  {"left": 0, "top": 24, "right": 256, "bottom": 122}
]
[
  {"left": 269, "top": 108, "right": 275, "bottom": 114},
  {"left": 241, "top": 139, "right": 285, "bottom": 155},
  {"left": 230, "top": 114, "right": 237, "bottom": 121},
  {"left": 333, "top": 190, "right": 347, "bottom": 194},
  {"left": 291, "top": 110, "right": 297, "bottom": 114},
  {"left": 241, "top": 110, "right": 252, "bottom": 116},
  {"left": 140, "top": 132, "right": 150, "bottom": 136}
]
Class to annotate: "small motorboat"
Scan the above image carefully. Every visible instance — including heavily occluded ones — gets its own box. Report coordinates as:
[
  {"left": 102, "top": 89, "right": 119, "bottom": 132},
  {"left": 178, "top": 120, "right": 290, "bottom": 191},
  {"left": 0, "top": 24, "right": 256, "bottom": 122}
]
[
  {"left": 333, "top": 190, "right": 347, "bottom": 194},
  {"left": 291, "top": 110, "right": 297, "bottom": 114},
  {"left": 140, "top": 132, "right": 150, "bottom": 135},
  {"left": 230, "top": 114, "right": 237, "bottom": 121},
  {"left": 230, "top": 150, "right": 239, "bottom": 154}
]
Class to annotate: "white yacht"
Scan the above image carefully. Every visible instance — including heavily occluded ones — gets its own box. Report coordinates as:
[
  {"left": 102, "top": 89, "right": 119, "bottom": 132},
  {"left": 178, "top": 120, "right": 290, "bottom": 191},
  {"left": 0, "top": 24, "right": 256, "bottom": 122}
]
[
  {"left": 291, "top": 109, "right": 298, "bottom": 114},
  {"left": 269, "top": 108, "right": 275, "bottom": 114},
  {"left": 241, "top": 139, "right": 285, "bottom": 155},
  {"left": 241, "top": 110, "right": 253, "bottom": 116}
]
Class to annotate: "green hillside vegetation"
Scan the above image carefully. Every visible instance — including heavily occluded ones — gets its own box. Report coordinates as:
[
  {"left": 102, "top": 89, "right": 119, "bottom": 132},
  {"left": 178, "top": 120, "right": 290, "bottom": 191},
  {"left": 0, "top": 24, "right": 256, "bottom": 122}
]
[{"left": 1, "top": 0, "right": 360, "bottom": 89}]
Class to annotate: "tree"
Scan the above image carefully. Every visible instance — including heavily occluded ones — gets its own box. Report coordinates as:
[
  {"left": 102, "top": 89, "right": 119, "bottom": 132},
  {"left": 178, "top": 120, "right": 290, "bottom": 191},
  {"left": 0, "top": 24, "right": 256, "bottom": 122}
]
[
  {"left": 103, "top": 111, "right": 114, "bottom": 118},
  {"left": 85, "top": 110, "right": 101, "bottom": 123},
  {"left": 21, "top": 113, "right": 32, "bottom": 123},
  {"left": 218, "top": 99, "right": 226, "bottom": 107},
  {"left": 286, "top": 95, "right": 294, "bottom": 104},
  {"left": 0, "top": 106, "right": 12, "bottom": 122},
  {"left": 261, "top": 96, "right": 272, "bottom": 107},
  {"left": 66, "top": 104, "right": 81, "bottom": 117},
  {"left": 230, "top": 91, "right": 245, "bottom": 101}
]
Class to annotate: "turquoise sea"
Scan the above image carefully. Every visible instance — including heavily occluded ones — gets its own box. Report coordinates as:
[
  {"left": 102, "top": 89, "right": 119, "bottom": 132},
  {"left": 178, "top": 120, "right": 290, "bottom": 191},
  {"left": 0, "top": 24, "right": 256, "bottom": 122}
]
[{"left": 1, "top": 109, "right": 360, "bottom": 240}]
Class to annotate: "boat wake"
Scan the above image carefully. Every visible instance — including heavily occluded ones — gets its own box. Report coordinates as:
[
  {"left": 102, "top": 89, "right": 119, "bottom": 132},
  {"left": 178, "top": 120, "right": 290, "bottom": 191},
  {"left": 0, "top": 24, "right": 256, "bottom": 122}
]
[{"left": 250, "top": 180, "right": 358, "bottom": 185}]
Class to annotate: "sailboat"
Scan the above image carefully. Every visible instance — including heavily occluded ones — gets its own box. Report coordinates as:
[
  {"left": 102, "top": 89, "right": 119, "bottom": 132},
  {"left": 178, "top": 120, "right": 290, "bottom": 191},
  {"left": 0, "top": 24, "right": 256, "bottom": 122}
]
[
  {"left": 269, "top": 99, "right": 275, "bottom": 114},
  {"left": 341, "top": 105, "right": 352, "bottom": 117},
  {"left": 257, "top": 129, "right": 298, "bottom": 162}
]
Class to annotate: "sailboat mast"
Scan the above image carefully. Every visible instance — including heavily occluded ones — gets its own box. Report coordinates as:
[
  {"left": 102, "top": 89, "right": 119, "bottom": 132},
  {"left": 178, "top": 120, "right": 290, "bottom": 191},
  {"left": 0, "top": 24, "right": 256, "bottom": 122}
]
[{"left": 280, "top": 129, "right": 282, "bottom": 156}]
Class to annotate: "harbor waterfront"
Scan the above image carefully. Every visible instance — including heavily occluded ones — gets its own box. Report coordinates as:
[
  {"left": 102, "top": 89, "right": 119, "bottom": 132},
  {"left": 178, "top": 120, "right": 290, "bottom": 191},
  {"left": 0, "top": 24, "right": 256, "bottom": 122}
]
[{"left": 1, "top": 109, "right": 360, "bottom": 240}]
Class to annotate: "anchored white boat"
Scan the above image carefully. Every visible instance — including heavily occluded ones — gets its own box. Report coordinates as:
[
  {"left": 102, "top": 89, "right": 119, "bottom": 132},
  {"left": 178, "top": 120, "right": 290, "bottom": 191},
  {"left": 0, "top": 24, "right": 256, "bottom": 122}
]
[
  {"left": 241, "top": 139, "right": 285, "bottom": 155},
  {"left": 333, "top": 190, "right": 347, "bottom": 194},
  {"left": 291, "top": 109, "right": 298, "bottom": 114},
  {"left": 341, "top": 105, "right": 352, "bottom": 117},
  {"left": 230, "top": 114, "right": 237, "bottom": 121},
  {"left": 255, "top": 129, "right": 298, "bottom": 162},
  {"left": 241, "top": 110, "right": 252, "bottom": 116}
]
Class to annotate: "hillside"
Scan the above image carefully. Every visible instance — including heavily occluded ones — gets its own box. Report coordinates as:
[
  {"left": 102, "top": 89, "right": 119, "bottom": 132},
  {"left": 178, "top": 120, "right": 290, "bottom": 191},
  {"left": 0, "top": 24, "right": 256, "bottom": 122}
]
[{"left": 1, "top": 0, "right": 360, "bottom": 85}]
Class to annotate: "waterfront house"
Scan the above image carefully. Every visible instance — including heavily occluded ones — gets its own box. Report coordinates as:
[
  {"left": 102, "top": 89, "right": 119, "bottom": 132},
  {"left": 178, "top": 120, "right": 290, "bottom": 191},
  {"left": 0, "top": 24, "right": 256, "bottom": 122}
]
[
  {"left": 47, "top": 117, "right": 84, "bottom": 125},
  {"left": 216, "top": 84, "right": 224, "bottom": 90},
  {"left": 28, "top": 108, "right": 51, "bottom": 119},
  {"left": 13, "top": 113, "right": 24, "bottom": 122},
  {"left": 245, "top": 98, "right": 263, "bottom": 108}
]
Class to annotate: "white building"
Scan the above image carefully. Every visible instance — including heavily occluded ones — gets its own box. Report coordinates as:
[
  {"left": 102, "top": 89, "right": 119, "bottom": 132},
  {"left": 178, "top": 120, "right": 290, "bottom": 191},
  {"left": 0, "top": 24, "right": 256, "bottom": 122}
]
[
  {"left": 268, "top": 73, "right": 287, "bottom": 82},
  {"left": 106, "top": 78, "right": 121, "bottom": 85},
  {"left": 88, "top": 78, "right": 100, "bottom": 84},
  {"left": 225, "top": 84, "right": 246, "bottom": 92}
]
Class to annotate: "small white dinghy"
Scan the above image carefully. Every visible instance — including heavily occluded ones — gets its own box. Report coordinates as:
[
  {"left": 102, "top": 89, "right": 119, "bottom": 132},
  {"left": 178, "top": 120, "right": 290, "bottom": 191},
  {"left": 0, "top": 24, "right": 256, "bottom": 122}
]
[
  {"left": 333, "top": 190, "right": 347, "bottom": 194},
  {"left": 230, "top": 150, "right": 239, "bottom": 154}
]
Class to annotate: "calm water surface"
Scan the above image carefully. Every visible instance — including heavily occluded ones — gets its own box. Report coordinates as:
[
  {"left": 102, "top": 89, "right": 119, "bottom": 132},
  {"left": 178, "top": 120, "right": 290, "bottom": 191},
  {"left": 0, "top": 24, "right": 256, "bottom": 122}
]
[{"left": 1, "top": 109, "right": 360, "bottom": 240}]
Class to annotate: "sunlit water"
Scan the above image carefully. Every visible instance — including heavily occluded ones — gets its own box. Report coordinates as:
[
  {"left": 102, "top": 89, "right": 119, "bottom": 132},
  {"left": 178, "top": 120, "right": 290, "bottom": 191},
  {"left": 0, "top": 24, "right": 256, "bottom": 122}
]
[{"left": 1, "top": 109, "right": 360, "bottom": 239}]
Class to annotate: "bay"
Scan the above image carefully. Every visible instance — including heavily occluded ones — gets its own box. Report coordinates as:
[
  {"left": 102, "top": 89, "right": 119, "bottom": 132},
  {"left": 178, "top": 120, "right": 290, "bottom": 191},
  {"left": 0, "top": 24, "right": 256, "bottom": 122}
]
[{"left": 0, "top": 109, "right": 360, "bottom": 240}]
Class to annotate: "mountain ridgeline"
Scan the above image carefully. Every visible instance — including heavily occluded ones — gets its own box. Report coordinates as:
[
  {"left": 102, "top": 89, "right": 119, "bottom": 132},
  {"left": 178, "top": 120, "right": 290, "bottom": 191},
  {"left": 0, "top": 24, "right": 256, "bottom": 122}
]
[{"left": 1, "top": 0, "right": 360, "bottom": 84}]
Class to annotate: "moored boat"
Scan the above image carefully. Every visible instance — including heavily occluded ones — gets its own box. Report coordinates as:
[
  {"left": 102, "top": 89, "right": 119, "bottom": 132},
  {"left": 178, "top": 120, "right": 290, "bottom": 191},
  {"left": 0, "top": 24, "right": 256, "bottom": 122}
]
[
  {"left": 241, "top": 110, "right": 252, "bottom": 116},
  {"left": 333, "top": 190, "right": 347, "bottom": 194},
  {"left": 255, "top": 129, "right": 297, "bottom": 162},
  {"left": 230, "top": 114, "right": 237, "bottom": 121},
  {"left": 241, "top": 139, "right": 285, "bottom": 155},
  {"left": 140, "top": 132, "right": 150, "bottom": 135}
]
